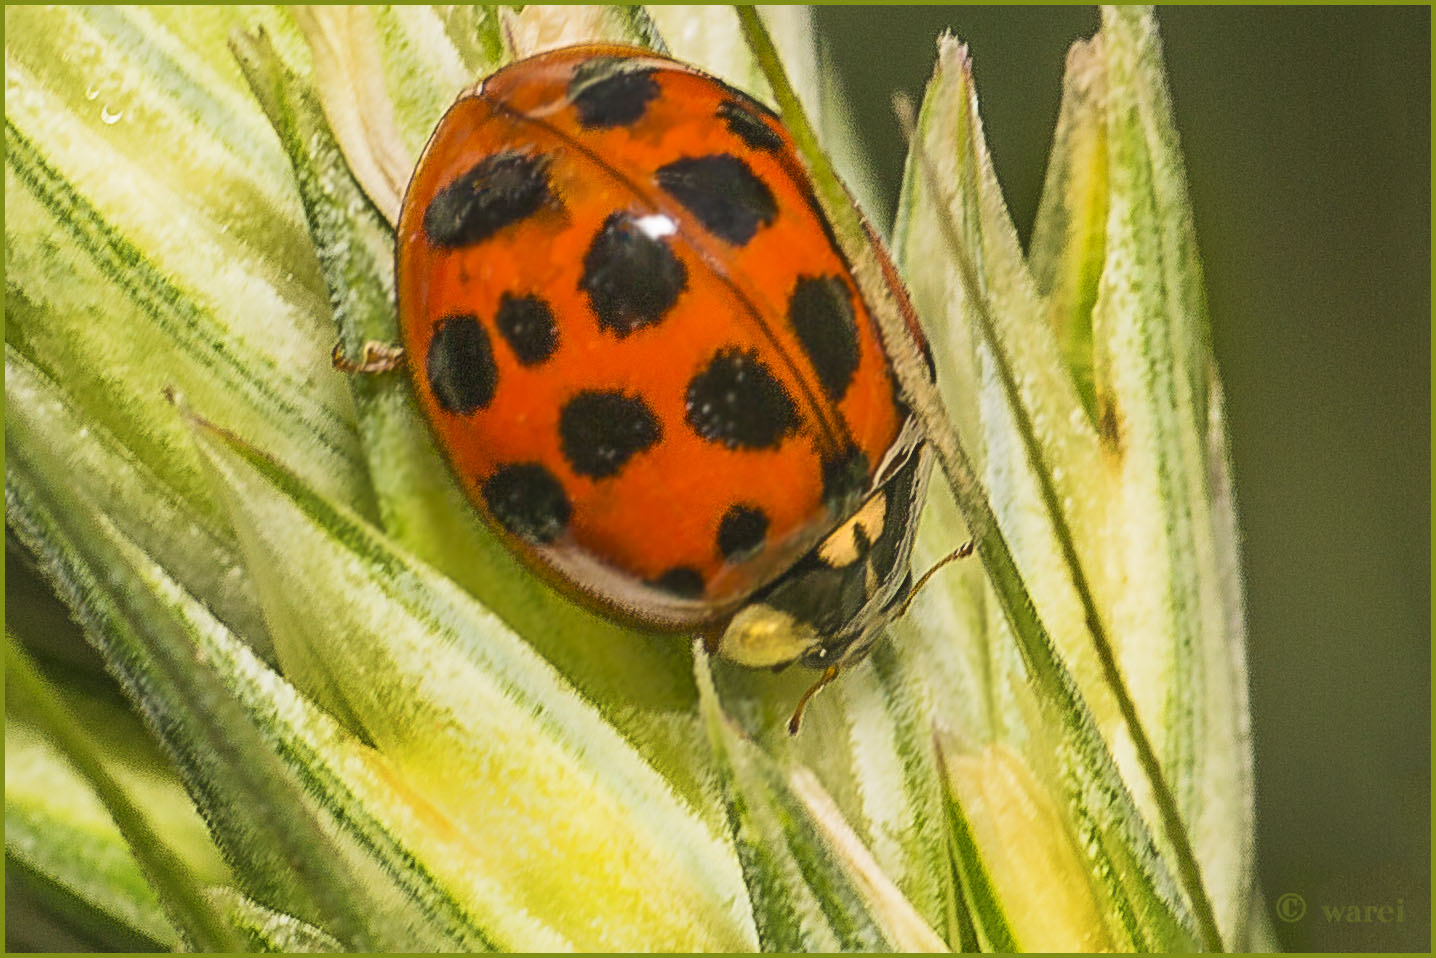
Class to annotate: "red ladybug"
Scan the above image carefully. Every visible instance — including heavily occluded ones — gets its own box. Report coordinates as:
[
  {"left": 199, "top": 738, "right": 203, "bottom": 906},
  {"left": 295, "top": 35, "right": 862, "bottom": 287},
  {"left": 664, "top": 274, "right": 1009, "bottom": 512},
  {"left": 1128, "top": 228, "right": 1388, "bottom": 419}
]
[{"left": 391, "top": 45, "right": 940, "bottom": 726}]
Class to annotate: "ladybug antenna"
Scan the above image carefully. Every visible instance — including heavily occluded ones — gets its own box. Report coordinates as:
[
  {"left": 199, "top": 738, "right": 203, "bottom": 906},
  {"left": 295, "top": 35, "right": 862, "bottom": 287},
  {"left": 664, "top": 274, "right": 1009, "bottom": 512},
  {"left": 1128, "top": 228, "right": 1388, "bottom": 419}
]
[
  {"left": 788, "top": 664, "right": 840, "bottom": 736},
  {"left": 891, "top": 539, "right": 975, "bottom": 622}
]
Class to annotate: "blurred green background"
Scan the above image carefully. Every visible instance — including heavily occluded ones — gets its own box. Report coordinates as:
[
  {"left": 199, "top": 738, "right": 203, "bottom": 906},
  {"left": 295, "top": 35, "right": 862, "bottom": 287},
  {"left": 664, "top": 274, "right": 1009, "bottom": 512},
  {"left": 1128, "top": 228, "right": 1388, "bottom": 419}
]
[{"left": 816, "top": 6, "right": 1429, "bottom": 952}]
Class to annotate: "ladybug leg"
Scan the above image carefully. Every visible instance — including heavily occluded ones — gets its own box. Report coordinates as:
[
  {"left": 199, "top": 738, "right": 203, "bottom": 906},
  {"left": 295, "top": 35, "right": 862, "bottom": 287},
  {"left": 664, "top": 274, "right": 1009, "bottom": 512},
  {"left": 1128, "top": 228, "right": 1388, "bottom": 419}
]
[
  {"left": 331, "top": 340, "right": 406, "bottom": 374},
  {"left": 783, "top": 537, "right": 976, "bottom": 735},
  {"left": 889, "top": 539, "right": 974, "bottom": 622},
  {"left": 787, "top": 663, "right": 840, "bottom": 736}
]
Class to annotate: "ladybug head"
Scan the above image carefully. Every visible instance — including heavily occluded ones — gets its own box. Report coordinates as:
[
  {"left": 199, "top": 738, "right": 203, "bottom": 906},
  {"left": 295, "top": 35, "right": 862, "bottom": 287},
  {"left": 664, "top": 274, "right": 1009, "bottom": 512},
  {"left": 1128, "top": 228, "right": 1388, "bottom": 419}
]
[{"left": 711, "top": 443, "right": 934, "bottom": 729}]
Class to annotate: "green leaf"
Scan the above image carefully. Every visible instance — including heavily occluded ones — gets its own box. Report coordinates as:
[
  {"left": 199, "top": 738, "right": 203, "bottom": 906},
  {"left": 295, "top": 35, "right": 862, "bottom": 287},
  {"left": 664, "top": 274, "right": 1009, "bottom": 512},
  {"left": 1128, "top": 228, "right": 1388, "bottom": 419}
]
[
  {"left": 3, "top": 5, "right": 370, "bottom": 515},
  {"left": 1028, "top": 35, "right": 1109, "bottom": 427},
  {"left": 936, "top": 735, "right": 1116, "bottom": 951},
  {"left": 10, "top": 428, "right": 505, "bottom": 949},
  {"left": 892, "top": 36, "right": 1108, "bottom": 709},
  {"left": 3, "top": 855, "right": 168, "bottom": 953},
  {"left": 6, "top": 400, "right": 421, "bottom": 950},
  {"left": 6, "top": 639, "right": 242, "bottom": 950},
  {"left": 744, "top": 6, "right": 1195, "bottom": 948},
  {"left": 5, "top": 347, "right": 270, "bottom": 653},
  {"left": 4, "top": 654, "right": 228, "bottom": 890},
  {"left": 4, "top": 4, "right": 376, "bottom": 655},
  {"left": 189, "top": 409, "right": 756, "bottom": 951},
  {"left": 696, "top": 650, "right": 944, "bottom": 953},
  {"left": 1088, "top": 7, "right": 1254, "bottom": 943},
  {"left": 5, "top": 715, "right": 184, "bottom": 951},
  {"left": 890, "top": 25, "right": 1217, "bottom": 952},
  {"left": 434, "top": 6, "right": 508, "bottom": 76},
  {"left": 206, "top": 888, "right": 344, "bottom": 952},
  {"left": 786, "top": 765, "right": 951, "bottom": 953},
  {"left": 734, "top": 638, "right": 970, "bottom": 946}
]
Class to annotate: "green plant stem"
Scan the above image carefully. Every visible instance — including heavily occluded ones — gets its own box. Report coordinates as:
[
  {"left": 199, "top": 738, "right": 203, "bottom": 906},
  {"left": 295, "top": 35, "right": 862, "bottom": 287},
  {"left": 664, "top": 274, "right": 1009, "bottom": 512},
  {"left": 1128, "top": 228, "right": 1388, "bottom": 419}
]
[
  {"left": 5, "top": 636, "right": 245, "bottom": 952},
  {"left": 892, "top": 94, "right": 1224, "bottom": 953}
]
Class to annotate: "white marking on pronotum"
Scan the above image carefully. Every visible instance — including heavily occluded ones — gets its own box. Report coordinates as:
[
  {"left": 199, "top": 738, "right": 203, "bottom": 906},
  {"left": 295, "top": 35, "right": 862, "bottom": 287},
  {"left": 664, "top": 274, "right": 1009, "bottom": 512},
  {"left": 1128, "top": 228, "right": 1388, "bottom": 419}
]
[{"left": 818, "top": 491, "right": 887, "bottom": 568}]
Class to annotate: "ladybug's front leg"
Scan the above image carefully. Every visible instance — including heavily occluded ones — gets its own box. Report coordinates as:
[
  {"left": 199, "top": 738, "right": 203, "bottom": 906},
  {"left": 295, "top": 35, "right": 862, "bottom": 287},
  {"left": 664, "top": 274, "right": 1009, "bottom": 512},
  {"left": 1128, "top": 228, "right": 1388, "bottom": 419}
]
[{"left": 331, "top": 340, "right": 406, "bottom": 374}]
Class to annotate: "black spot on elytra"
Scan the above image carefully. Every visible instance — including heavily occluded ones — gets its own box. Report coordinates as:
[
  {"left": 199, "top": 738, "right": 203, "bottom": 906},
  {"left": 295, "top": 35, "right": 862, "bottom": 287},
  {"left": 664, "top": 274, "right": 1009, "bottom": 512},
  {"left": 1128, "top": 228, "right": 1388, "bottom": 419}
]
[
  {"left": 495, "top": 292, "right": 558, "bottom": 366},
  {"left": 482, "top": 462, "right": 570, "bottom": 544},
  {"left": 426, "top": 314, "right": 496, "bottom": 414},
  {"left": 655, "top": 154, "right": 776, "bottom": 247},
  {"left": 569, "top": 58, "right": 661, "bottom": 128},
  {"left": 717, "top": 98, "right": 783, "bottom": 153},
  {"left": 423, "top": 151, "right": 551, "bottom": 248},
  {"left": 650, "top": 566, "right": 705, "bottom": 599},
  {"left": 685, "top": 347, "right": 798, "bottom": 450},
  {"left": 717, "top": 504, "right": 769, "bottom": 562},
  {"left": 821, "top": 445, "right": 869, "bottom": 517},
  {"left": 559, "top": 390, "right": 662, "bottom": 480},
  {"left": 580, "top": 212, "right": 688, "bottom": 337},
  {"left": 788, "top": 275, "right": 860, "bottom": 401}
]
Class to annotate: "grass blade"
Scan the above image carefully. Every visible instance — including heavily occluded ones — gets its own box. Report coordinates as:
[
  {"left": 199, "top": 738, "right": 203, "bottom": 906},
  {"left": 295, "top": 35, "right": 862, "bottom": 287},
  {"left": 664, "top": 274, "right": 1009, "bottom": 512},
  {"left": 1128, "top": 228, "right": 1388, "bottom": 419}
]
[
  {"left": 6, "top": 639, "right": 243, "bottom": 952},
  {"left": 205, "top": 888, "right": 344, "bottom": 952},
  {"left": 1088, "top": 8, "right": 1255, "bottom": 940},
  {"left": 189, "top": 408, "right": 755, "bottom": 951},
  {"left": 8, "top": 424, "right": 385, "bottom": 950},
  {"left": 696, "top": 649, "right": 944, "bottom": 952}
]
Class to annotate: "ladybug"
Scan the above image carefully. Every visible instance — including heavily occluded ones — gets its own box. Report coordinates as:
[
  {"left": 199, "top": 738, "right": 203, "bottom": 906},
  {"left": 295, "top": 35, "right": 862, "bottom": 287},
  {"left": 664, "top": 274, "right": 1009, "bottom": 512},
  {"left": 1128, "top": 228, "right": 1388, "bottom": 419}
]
[{"left": 387, "top": 45, "right": 947, "bottom": 728}]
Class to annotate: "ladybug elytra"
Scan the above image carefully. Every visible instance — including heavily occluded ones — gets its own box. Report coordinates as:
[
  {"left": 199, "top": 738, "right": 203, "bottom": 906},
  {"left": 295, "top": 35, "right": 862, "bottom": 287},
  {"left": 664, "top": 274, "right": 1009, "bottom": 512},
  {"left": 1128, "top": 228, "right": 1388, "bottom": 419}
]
[{"left": 389, "top": 45, "right": 942, "bottom": 728}]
